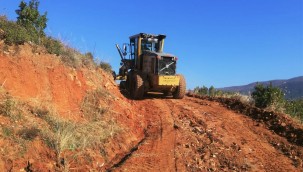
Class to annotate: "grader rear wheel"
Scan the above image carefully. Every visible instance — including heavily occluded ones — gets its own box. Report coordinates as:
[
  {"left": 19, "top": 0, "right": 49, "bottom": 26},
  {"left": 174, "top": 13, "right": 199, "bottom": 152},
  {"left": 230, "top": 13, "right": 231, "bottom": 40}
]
[
  {"left": 120, "top": 81, "right": 126, "bottom": 90},
  {"left": 130, "top": 73, "right": 144, "bottom": 100}
]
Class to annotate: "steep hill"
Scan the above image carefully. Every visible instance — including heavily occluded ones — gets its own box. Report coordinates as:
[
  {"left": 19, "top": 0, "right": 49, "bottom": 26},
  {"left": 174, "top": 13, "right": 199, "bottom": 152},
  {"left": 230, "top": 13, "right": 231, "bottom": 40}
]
[
  {"left": 0, "top": 42, "right": 146, "bottom": 171},
  {"left": 0, "top": 42, "right": 303, "bottom": 171},
  {"left": 220, "top": 76, "right": 303, "bottom": 99}
]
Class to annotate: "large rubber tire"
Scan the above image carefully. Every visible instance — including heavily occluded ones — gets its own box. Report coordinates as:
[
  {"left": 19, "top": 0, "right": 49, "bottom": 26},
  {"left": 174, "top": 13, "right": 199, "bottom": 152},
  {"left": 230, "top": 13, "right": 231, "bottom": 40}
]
[
  {"left": 130, "top": 73, "right": 144, "bottom": 100},
  {"left": 126, "top": 71, "right": 133, "bottom": 93},
  {"left": 120, "top": 81, "right": 126, "bottom": 90},
  {"left": 173, "top": 75, "right": 186, "bottom": 99}
]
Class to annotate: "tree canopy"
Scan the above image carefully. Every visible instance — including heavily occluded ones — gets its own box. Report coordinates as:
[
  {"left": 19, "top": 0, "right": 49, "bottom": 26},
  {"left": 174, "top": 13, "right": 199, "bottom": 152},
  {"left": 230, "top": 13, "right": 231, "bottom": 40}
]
[{"left": 16, "top": 0, "right": 47, "bottom": 42}]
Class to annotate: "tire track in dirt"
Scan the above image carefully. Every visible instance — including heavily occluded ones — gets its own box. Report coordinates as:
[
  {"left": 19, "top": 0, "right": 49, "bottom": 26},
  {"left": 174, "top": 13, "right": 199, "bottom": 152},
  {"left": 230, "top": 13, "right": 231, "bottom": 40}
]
[
  {"left": 111, "top": 96, "right": 302, "bottom": 172},
  {"left": 112, "top": 98, "right": 177, "bottom": 172}
]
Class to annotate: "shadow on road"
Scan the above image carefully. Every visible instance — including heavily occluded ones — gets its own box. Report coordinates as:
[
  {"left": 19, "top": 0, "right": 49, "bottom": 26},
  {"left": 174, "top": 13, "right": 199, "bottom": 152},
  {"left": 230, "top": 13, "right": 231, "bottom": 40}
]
[{"left": 119, "top": 88, "right": 173, "bottom": 100}]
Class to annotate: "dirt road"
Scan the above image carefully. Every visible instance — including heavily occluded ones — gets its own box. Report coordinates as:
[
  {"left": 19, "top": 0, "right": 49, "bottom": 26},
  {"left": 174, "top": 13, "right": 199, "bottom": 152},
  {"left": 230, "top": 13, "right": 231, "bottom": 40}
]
[
  {"left": 2, "top": 46, "right": 302, "bottom": 171},
  {"left": 110, "top": 96, "right": 303, "bottom": 172}
]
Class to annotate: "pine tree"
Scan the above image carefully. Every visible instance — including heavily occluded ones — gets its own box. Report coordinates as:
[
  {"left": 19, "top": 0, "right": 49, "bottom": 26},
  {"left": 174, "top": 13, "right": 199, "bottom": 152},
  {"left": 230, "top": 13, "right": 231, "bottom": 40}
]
[
  {"left": 16, "top": 0, "right": 47, "bottom": 43},
  {"left": 209, "top": 86, "right": 215, "bottom": 97},
  {"left": 200, "top": 86, "right": 208, "bottom": 95}
]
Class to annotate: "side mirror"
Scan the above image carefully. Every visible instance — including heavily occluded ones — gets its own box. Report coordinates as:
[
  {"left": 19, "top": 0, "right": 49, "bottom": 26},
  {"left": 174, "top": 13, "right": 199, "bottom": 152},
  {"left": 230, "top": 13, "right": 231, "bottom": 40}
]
[{"left": 123, "top": 43, "right": 128, "bottom": 56}]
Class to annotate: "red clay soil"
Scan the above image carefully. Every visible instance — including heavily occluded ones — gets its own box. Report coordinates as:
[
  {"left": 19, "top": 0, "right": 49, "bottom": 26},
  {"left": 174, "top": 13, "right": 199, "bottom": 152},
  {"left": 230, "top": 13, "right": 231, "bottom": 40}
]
[
  {"left": 108, "top": 96, "right": 303, "bottom": 172},
  {"left": 0, "top": 45, "right": 145, "bottom": 171},
  {"left": 0, "top": 50, "right": 84, "bottom": 120},
  {"left": 0, "top": 44, "right": 303, "bottom": 171}
]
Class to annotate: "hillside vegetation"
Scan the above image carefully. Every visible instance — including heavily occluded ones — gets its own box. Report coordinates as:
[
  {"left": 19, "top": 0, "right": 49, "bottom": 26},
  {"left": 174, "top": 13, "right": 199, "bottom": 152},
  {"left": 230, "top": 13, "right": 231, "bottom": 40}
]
[{"left": 193, "top": 84, "right": 303, "bottom": 123}]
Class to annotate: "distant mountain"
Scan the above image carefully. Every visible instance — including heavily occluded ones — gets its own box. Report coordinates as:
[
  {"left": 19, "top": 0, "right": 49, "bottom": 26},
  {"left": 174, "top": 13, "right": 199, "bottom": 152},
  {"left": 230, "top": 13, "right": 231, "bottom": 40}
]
[{"left": 219, "top": 76, "right": 303, "bottom": 100}]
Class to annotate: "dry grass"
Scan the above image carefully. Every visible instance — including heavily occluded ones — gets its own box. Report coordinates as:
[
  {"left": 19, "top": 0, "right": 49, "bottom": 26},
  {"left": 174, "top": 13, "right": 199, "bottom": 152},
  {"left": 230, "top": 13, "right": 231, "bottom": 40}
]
[
  {"left": 58, "top": 45, "right": 97, "bottom": 69},
  {"left": 41, "top": 115, "right": 120, "bottom": 168},
  {"left": 0, "top": 86, "right": 120, "bottom": 169},
  {"left": 81, "top": 88, "right": 110, "bottom": 121},
  {"left": 60, "top": 46, "right": 82, "bottom": 68},
  {"left": 230, "top": 93, "right": 254, "bottom": 106},
  {"left": 0, "top": 94, "right": 16, "bottom": 117},
  {"left": 0, "top": 92, "right": 23, "bottom": 121},
  {"left": 44, "top": 117, "right": 119, "bottom": 151}
]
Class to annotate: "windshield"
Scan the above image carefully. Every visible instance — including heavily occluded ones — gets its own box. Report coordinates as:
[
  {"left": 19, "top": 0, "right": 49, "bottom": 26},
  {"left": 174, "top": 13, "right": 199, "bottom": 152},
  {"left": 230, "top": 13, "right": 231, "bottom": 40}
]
[
  {"left": 141, "top": 39, "right": 160, "bottom": 52},
  {"left": 158, "top": 57, "right": 176, "bottom": 75}
]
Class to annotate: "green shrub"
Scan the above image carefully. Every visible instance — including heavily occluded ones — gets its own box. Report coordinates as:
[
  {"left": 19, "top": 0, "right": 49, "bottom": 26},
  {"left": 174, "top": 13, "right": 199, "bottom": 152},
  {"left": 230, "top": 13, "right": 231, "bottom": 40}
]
[
  {"left": 85, "top": 52, "right": 94, "bottom": 60},
  {"left": 285, "top": 99, "right": 303, "bottom": 122},
  {"left": 0, "top": 18, "right": 31, "bottom": 45},
  {"left": 194, "top": 86, "right": 208, "bottom": 95},
  {"left": 42, "top": 37, "right": 62, "bottom": 55},
  {"left": 81, "top": 52, "right": 97, "bottom": 68},
  {"left": 100, "top": 61, "right": 113, "bottom": 73},
  {"left": 24, "top": 24, "right": 39, "bottom": 44},
  {"left": 215, "top": 90, "right": 223, "bottom": 97},
  {"left": 251, "top": 83, "right": 285, "bottom": 111}
]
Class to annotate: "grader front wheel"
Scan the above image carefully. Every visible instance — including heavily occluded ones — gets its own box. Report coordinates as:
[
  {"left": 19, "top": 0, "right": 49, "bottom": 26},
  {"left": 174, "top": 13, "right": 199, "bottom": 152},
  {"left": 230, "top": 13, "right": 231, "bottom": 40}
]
[{"left": 173, "top": 75, "right": 186, "bottom": 99}]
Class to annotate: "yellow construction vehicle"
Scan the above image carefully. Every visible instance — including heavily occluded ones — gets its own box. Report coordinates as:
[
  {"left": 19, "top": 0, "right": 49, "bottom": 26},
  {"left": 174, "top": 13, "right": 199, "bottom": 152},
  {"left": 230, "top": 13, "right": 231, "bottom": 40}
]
[{"left": 114, "top": 33, "right": 186, "bottom": 99}]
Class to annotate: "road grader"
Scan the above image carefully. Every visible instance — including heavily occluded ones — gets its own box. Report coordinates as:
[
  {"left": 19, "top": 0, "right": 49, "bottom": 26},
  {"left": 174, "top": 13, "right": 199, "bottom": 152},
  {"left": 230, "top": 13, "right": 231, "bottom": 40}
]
[{"left": 114, "top": 33, "right": 186, "bottom": 99}]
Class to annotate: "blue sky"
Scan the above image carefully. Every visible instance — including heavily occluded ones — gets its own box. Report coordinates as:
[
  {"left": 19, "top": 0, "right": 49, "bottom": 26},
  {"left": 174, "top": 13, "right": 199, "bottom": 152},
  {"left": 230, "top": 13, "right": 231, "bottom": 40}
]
[{"left": 1, "top": 0, "right": 303, "bottom": 89}]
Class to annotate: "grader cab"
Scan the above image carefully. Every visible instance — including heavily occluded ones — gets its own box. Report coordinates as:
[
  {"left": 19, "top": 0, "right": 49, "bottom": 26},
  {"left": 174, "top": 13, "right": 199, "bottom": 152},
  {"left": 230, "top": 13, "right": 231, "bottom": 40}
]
[{"left": 115, "top": 33, "right": 186, "bottom": 99}]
